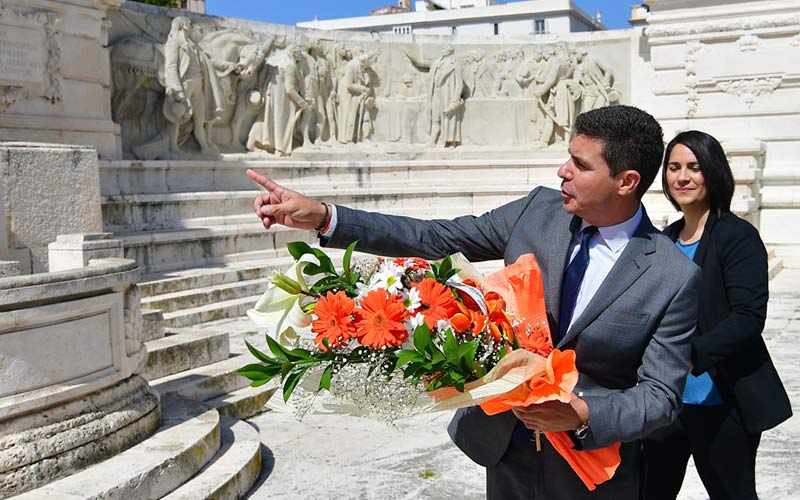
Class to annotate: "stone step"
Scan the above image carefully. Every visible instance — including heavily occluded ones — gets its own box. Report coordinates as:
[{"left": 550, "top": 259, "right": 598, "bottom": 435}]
[
  {"left": 143, "top": 329, "right": 232, "bottom": 381},
  {"left": 162, "top": 294, "right": 261, "bottom": 328},
  {"left": 151, "top": 354, "right": 254, "bottom": 403},
  {"left": 103, "top": 187, "right": 543, "bottom": 232},
  {"left": 143, "top": 276, "right": 272, "bottom": 314},
  {"left": 161, "top": 416, "right": 261, "bottom": 500},
  {"left": 142, "top": 308, "right": 165, "bottom": 341},
  {"left": 13, "top": 398, "right": 220, "bottom": 500},
  {"left": 139, "top": 257, "right": 294, "bottom": 298},
  {"left": 116, "top": 223, "right": 316, "bottom": 274},
  {"left": 99, "top": 158, "right": 565, "bottom": 196},
  {"left": 206, "top": 384, "right": 278, "bottom": 420}
]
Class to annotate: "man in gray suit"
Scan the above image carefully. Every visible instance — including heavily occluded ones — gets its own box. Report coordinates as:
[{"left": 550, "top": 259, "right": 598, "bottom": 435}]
[{"left": 246, "top": 105, "right": 700, "bottom": 499}]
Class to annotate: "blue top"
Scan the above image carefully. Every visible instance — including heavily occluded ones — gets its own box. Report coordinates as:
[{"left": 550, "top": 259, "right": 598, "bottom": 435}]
[{"left": 676, "top": 240, "right": 724, "bottom": 406}]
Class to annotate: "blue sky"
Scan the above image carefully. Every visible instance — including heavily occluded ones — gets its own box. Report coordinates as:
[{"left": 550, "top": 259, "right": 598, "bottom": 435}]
[{"left": 205, "top": 1, "right": 631, "bottom": 30}]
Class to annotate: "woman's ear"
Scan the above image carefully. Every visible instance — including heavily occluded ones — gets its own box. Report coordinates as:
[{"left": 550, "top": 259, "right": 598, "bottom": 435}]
[{"left": 618, "top": 170, "right": 641, "bottom": 197}]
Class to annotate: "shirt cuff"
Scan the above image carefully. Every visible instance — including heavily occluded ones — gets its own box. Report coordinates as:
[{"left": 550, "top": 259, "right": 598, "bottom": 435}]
[{"left": 320, "top": 204, "right": 338, "bottom": 238}]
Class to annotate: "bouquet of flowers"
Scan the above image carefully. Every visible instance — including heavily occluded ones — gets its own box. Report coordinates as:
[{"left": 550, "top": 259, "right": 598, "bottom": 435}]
[{"left": 239, "top": 241, "right": 620, "bottom": 490}]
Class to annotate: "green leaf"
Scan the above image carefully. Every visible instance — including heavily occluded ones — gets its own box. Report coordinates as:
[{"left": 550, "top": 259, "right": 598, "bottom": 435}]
[
  {"left": 265, "top": 335, "right": 290, "bottom": 362},
  {"left": 244, "top": 340, "right": 281, "bottom": 365},
  {"left": 457, "top": 340, "right": 479, "bottom": 368},
  {"left": 413, "top": 324, "right": 433, "bottom": 354},
  {"left": 237, "top": 363, "right": 279, "bottom": 381},
  {"left": 282, "top": 367, "right": 308, "bottom": 402},
  {"left": 343, "top": 240, "right": 358, "bottom": 281},
  {"left": 395, "top": 349, "right": 425, "bottom": 367},
  {"left": 287, "top": 242, "right": 337, "bottom": 276},
  {"left": 265, "top": 335, "right": 314, "bottom": 363},
  {"left": 318, "top": 364, "right": 333, "bottom": 391},
  {"left": 443, "top": 329, "right": 458, "bottom": 363}
]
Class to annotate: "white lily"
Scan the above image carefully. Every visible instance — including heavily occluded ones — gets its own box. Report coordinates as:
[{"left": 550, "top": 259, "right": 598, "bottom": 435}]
[{"left": 246, "top": 261, "right": 313, "bottom": 349}]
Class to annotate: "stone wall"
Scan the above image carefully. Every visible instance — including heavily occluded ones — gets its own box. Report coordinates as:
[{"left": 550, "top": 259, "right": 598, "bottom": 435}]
[
  {"left": 0, "top": 0, "right": 123, "bottom": 159},
  {"left": 640, "top": 0, "right": 800, "bottom": 248}
]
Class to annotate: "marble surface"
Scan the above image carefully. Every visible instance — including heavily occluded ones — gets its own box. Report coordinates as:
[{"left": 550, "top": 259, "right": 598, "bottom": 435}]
[{"left": 230, "top": 258, "right": 800, "bottom": 500}]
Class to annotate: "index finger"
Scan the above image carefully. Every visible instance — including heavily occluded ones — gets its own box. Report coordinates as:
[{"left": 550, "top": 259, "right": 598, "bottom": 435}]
[{"left": 246, "top": 169, "right": 282, "bottom": 193}]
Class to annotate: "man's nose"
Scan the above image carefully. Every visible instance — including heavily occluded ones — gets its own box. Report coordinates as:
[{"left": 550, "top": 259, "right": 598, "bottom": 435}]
[{"left": 557, "top": 162, "right": 570, "bottom": 179}]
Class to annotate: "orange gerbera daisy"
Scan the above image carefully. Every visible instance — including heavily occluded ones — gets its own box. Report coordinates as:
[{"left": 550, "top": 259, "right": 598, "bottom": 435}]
[
  {"left": 311, "top": 291, "right": 356, "bottom": 350},
  {"left": 353, "top": 289, "right": 409, "bottom": 348},
  {"left": 413, "top": 278, "right": 459, "bottom": 329}
]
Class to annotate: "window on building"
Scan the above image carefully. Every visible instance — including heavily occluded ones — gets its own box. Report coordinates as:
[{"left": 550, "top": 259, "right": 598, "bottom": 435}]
[
  {"left": 393, "top": 25, "right": 412, "bottom": 35},
  {"left": 180, "top": 0, "right": 187, "bottom": 8},
  {"left": 493, "top": 23, "right": 499, "bottom": 35},
  {"left": 533, "top": 19, "right": 548, "bottom": 34}
]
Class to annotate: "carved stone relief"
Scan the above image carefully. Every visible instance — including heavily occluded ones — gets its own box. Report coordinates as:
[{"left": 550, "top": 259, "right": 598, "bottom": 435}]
[
  {"left": 684, "top": 41, "right": 705, "bottom": 118},
  {"left": 0, "top": 5, "right": 62, "bottom": 113},
  {"left": 110, "top": 17, "right": 623, "bottom": 158},
  {"left": 715, "top": 76, "right": 782, "bottom": 107}
]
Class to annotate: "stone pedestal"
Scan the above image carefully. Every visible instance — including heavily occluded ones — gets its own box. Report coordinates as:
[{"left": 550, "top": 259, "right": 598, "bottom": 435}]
[
  {"left": 0, "top": 143, "right": 103, "bottom": 274},
  {"left": 48, "top": 233, "right": 124, "bottom": 272},
  {"left": 0, "top": 257, "right": 157, "bottom": 497}
]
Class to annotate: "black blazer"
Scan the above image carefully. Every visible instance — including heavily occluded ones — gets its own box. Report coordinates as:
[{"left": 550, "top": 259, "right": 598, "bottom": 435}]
[{"left": 665, "top": 212, "right": 792, "bottom": 432}]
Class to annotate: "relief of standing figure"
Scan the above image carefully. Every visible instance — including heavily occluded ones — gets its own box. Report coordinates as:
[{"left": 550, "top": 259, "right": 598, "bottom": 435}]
[
  {"left": 405, "top": 45, "right": 466, "bottom": 148},
  {"left": 337, "top": 54, "right": 374, "bottom": 144},
  {"left": 247, "top": 45, "right": 312, "bottom": 156},
  {"left": 162, "top": 17, "right": 225, "bottom": 158}
]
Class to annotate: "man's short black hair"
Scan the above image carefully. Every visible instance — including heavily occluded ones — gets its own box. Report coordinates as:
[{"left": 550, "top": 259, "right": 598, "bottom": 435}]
[
  {"left": 662, "top": 130, "right": 734, "bottom": 214},
  {"left": 574, "top": 105, "right": 664, "bottom": 199}
]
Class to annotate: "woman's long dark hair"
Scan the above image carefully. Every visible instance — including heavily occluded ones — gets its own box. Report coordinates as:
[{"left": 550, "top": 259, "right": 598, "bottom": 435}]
[{"left": 662, "top": 130, "right": 735, "bottom": 214}]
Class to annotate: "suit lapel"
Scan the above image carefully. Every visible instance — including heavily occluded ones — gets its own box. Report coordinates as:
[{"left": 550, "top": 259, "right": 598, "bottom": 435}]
[
  {"left": 556, "top": 214, "right": 657, "bottom": 348},
  {"left": 545, "top": 211, "right": 580, "bottom": 328}
]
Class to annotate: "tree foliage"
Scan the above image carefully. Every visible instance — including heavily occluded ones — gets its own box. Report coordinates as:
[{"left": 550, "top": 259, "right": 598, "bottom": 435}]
[{"left": 129, "top": 0, "right": 180, "bottom": 8}]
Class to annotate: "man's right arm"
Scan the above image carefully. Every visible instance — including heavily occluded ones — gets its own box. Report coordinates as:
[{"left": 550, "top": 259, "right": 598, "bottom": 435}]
[{"left": 247, "top": 169, "right": 539, "bottom": 263}]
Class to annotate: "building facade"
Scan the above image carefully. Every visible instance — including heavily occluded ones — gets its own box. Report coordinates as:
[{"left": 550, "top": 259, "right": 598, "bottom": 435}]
[{"left": 298, "top": 0, "right": 604, "bottom": 37}]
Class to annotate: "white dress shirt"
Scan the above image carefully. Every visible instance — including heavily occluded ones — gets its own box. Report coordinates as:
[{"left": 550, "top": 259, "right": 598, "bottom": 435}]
[{"left": 565, "top": 204, "right": 643, "bottom": 330}]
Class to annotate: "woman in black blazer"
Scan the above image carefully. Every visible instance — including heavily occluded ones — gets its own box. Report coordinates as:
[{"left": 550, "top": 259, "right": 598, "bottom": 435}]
[{"left": 642, "top": 131, "right": 792, "bottom": 500}]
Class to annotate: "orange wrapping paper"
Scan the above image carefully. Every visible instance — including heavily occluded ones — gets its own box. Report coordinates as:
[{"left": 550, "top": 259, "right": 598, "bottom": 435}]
[{"left": 480, "top": 254, "right": 622, "bottom": 491}]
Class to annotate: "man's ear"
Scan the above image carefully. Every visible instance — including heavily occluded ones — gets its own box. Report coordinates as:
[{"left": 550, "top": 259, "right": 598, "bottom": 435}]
[{"left": 618, "top": 170, "right": 641, "bottom": 197}]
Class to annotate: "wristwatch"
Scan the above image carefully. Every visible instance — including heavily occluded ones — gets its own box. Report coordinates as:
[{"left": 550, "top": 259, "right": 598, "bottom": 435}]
[{"left": 574, "top": 421, "right": 590, "bottom": 439}]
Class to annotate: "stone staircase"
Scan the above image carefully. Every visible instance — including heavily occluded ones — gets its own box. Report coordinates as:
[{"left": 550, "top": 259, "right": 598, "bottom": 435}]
[{"left": 14, "top": 398, "right": 261, "bottom": 500}]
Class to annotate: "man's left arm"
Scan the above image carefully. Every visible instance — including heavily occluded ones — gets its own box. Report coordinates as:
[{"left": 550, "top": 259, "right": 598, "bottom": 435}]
[{"left": 575, "top": 267, "right": 700, "bottom": 450}]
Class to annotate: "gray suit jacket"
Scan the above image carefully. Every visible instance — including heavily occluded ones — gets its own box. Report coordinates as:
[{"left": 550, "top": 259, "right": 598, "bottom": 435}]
[{"left": 324, "top": 187, "right": 700, "bottom": 483}]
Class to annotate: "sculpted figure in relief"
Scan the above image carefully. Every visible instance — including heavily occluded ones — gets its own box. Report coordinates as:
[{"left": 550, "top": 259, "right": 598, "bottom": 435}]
[
  {"left": 198, "top": 30, "right": 273, "bottom": 149},
  {"left": 498, "top": 49, "right": 526, "bottom": 97},
  {"left": 405, "top": 45, "right": 466, "bottom": 147},
  {"left": 247, "top": 45, "right": 312, "bottom": 156},
  {"left": 337, "top": 54, "right": 375, "bottom": 144},
  {"left": 162, "top": 17, "right": 225, "bottom": 158},
  {"left": 531, "top": 44, "right": 580, "bottom": 146},
  {"left": 516, "top": 48, "right": 545, "bottom": 98},
  {"left": 574, "top": 49, "right": 620, "bottom": 112},
  {"left": 310, "top": 41, "right": 337, "bottom": 144}
]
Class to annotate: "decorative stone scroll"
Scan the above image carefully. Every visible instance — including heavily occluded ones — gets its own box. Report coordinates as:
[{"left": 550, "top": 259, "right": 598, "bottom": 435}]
[{"left": 0, "top": 5, "right": 62, "bottom": 113}]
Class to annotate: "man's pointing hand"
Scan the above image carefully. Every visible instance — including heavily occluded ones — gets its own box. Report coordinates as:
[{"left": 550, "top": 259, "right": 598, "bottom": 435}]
[{"left": 246, "top": 169, "right": 329, "bottom": 232}]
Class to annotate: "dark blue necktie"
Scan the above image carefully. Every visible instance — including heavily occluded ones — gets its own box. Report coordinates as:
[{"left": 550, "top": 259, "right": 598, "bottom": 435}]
[{"left": 555, "top": 225, "right": 598, "bottom": 345}]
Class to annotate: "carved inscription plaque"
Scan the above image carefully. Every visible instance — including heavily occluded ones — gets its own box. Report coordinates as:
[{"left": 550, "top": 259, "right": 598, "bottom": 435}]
[{"left": 0, "top": 23, "right": 44, "bottom": 86}]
